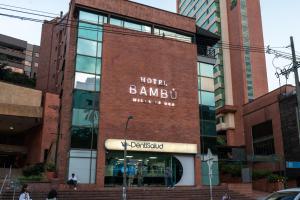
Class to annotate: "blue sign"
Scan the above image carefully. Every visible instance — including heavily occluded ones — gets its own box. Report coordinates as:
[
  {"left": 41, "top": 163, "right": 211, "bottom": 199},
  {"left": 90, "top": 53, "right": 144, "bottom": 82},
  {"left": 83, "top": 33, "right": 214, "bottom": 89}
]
[{"left": 286, "top": 161, "right": 300, "bottom": 169}]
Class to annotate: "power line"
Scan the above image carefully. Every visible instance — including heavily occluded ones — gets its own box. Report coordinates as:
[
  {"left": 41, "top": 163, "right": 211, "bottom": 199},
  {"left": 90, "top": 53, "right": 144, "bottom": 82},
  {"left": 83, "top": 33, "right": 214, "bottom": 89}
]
[
  {"left": 0, "top": 3, "right": 59, "bottom": 16},
  {"left": 0, "top": 11, "right": 299, "bottom": 57},
  {"left": 0, "top": 6, "right": 57, "bottom": 19}
]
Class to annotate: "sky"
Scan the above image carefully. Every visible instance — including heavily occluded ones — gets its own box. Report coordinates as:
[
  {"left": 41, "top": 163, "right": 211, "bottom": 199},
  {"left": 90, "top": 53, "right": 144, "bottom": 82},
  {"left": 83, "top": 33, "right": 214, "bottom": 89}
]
[{"left": 0, "top": 0, "right": 299, "bottom": 91}]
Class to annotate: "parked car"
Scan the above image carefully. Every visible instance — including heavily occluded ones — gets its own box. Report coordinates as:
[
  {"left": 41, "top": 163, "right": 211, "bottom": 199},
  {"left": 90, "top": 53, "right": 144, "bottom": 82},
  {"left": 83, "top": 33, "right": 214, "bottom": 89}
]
[{"left": 264, "top": 188, "right": 300, "bottom": 200}]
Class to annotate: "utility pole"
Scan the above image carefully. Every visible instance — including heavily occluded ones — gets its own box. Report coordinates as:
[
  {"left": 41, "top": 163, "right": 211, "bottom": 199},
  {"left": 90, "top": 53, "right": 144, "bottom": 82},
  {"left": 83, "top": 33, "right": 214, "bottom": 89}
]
[
  {"left": 290, "top": 36, "right": 300, "bottom": 144},
  {"left": 267, "top": 37, "right": 300, "bottom": 143}
]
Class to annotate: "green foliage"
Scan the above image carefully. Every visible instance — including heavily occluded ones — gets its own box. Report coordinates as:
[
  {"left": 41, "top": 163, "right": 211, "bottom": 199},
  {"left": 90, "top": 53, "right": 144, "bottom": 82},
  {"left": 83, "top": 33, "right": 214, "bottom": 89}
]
[
  {"left": 22, "top": 163, "right": 45, "bottom": 177},
  {"left": 19, "top": 175, "right": 43, "bottom": 183},
  {"left": 46, "top": 163, "right": 56, "bottom": 172},
  {"left": 252, "top": 169, "right": 273, "bottom": 180},
  {"left": 0, "top": 64, "right": 36, "bottom": 87},
  {"left": 267, "top": 174, "right": 287, "bottom": 183},
  {"left": 220, "top": 163, "right": 242, "bottom": 177}
]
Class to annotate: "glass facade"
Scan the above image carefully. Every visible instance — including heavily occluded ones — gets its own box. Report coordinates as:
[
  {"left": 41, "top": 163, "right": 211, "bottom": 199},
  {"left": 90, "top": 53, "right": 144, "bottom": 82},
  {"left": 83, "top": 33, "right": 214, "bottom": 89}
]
[
  {"left": 240, "top": 0, "right": 254, "bottom": 100},
  {"left": 197, "top": 62, "right": 217, "bottom": 154},
  {"left": 105, "top": 151, "right": 183, "bottom": 187},
  {"left": 178, "top": 0, "right": 225, "bottom": 109},
  {"left": 68, "top": 10, "right": 106, "bottom": 183},
  {"left": 197, "top": 61, "right": 219, "bottom": 185}
]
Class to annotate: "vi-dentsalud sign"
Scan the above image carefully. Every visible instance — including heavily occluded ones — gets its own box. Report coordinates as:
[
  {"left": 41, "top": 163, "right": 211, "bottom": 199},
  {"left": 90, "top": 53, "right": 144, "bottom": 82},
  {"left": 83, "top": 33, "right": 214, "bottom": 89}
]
[{"left": 105, "top": 139, "right": 197, "bottom": 154}]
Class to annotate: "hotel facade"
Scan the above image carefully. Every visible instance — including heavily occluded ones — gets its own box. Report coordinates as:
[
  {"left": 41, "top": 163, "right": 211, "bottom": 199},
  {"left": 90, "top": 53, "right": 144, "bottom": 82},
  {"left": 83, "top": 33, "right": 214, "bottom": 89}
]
[{"left": 36, "top": 0, "right": 219, "bottom": 187}]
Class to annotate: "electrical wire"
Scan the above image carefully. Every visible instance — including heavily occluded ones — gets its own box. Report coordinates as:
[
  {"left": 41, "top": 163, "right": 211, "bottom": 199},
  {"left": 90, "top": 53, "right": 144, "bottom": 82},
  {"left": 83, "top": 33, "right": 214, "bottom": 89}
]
[
  {"left": 0, "top": 8, "right": 269, "bottom": 52},
  {"left": 0, "top": 6, "right": 57, "bottom": 18},
  {"left": 0, "top": 3, "right": 59, "bottom": 16},
  {"left": 0, "top": 11, "right": 299, "bottom": 59},
  {"left": 0, "top": 3, "right": 298, "bottom": 57}
]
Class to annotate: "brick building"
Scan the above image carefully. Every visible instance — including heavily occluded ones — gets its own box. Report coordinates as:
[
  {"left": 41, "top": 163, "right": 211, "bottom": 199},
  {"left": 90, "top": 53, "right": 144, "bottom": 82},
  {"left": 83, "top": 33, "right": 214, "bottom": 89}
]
[
  {"left": 243, "top": 85, "right": 300, "bottom": 186},
  {"left": 36, "top": 0, "right": 219, "bottom": 187}
]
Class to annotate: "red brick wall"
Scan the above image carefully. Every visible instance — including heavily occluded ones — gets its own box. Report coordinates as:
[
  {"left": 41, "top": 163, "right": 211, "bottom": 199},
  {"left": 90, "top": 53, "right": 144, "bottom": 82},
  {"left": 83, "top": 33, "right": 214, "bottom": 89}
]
[
  {"left": 40, "top": 93, "right": 60, "bottom": 162},
  {"left": 94, "top": 25, "right": 201, "bottom": 186},
  {"left": 56, "top": 2, "right": 201, "bottom": 186}
]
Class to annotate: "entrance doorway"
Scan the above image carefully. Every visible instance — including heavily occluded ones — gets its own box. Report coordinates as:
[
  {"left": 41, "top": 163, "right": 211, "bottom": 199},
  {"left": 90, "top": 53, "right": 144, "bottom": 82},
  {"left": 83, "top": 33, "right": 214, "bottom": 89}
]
[{"left": 105, "top": 151, "right": 183, "bottom": 187}]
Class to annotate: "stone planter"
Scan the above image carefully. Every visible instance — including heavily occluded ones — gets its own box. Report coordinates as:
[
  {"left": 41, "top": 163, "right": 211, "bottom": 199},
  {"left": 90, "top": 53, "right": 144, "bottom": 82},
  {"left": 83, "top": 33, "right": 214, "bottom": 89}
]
[
  {"left": 46, "top": 171, "right": 56, "bottom": 180},
  {"left": 253, "top": 178, "right": 285, "bottom": 193}
]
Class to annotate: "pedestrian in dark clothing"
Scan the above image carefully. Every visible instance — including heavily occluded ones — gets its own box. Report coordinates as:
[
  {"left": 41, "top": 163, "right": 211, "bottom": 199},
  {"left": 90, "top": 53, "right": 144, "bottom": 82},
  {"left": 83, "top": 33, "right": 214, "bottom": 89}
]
[{"left": 46, "top": 189, "right": 57, "bottom": 200}]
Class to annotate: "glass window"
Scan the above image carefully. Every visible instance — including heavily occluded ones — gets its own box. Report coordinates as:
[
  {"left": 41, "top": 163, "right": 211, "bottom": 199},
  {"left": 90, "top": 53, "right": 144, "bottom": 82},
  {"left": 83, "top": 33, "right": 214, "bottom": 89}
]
[
  {"left": 124, "top": 21, "right": 142, "bottom": 31},
  {"left": 79, "top": 11, "right": 99, "bottom": 24},
  {"left": 73, "top": 90, "right": 99, "bottom": 109},
  {"left": 200, "top": 105, "right": 216, "bottom": 121},
  {"left": 142, "top": 25, "right": 151, "bottom": 33},
  {"left": 78, "top": 22, "right": 102, "bottom": 41},
  {"left": 201, "top": 77, "right": 214, "bottom": 92},
  {"left": 76, "top": 55, "right": 101, "bottom": 74},
  {"left": 71, "top": 126, "right": 98, "bottom": 149},
  {"left": 201, "top": 120, "right": 217, "bottom": 136},
  {"left": 199, "top": 63, "right": 214, "bottom": 77},
  {"left": 72, "top": 108, "right": 99, "bottom": 127},
  {"left": 200, "top": 91, "right": 215, "bottom": 106},
  {"left": 110, "top": 17, "right": 123, "bottom": 27},
  {"left": 77, "top": 38, "right": 97, "bottom": 57},
  {"left": 74, "top": 72, "right": 100, "bottom": 91},
  {"left": 97, "top": 43, "right": 102, "bottom": 58},
  {"left": 69, "top": 150, "right": 97, "bottom": 184}
]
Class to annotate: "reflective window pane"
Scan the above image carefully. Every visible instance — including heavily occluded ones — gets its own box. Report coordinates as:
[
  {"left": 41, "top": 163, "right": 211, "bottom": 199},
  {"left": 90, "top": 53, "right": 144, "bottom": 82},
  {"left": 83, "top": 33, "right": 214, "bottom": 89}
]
[
  {"left": 72, "top": 108, "right": 99, "bottom": 127},
  {"left": 201, "top": 77, "right": 214, "bottom": 92},
  {"left": 73, "top": 89, "right": 99, "bottom": 109},
  {"left": 199, "top": 63, "right": 214, "bottom": 78},
  {"left": 77, "top": 38, "right": 97, "bottom": 57},
  {"left": 124, "top": 21, "right": 142, "bottom": 31},
  {"left": 201, "top": 120, "right": 217, "bottom": 136},
  {"left": 200, "top": 105, "right": 215, "bottom": 121},
  {"left": 95, "top": 76, "right": 101, "bottom": 91},
  {"left": 71, "top": 126, "right": 98, "bottom": 149},
  {"left": 142, "top": 25, "right": 151, "bottom": 33},
  {"left": 200, "top": 91, "right": 215, "bottom": 106},
  {"left": 74, "top": 72, "right": 100, "bottom": 91},
  {"left": 78, "top": 22, "right": 102, "bottom": 41},
  {"left": 97, "top": 43, "right": 102, "bottom": 58},
  {"left": 76, "top": 55, "right": 101, "bottom": 75},
  {"left": 110, "top": 17, "right": 123, "bottom": 27},
  {"left": 79, "top": 11, "right": 98, "bottom": 24}
]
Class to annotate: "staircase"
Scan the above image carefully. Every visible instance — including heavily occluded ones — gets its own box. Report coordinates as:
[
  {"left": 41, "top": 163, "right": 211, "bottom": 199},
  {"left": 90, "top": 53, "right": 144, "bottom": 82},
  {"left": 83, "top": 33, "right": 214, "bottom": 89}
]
[{"left": 1, "top": 187, "right": 256, "bottom": 200}]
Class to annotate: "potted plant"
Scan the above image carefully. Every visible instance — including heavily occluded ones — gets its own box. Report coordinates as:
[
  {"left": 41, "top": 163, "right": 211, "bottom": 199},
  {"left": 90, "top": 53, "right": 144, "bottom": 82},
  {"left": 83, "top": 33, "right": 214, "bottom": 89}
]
[
  {"left": 45, "top": 163, "right": 56, "bottom": 180},
  {"left": 267, "top": 174, "right": 286, "bottom": 192}
]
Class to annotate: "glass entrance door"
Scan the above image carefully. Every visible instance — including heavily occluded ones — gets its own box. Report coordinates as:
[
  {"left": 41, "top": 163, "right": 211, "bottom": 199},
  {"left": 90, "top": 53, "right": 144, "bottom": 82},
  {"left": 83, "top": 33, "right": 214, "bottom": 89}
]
[{"left": 105, "top": 151, "right": 183, "bottom": 187}]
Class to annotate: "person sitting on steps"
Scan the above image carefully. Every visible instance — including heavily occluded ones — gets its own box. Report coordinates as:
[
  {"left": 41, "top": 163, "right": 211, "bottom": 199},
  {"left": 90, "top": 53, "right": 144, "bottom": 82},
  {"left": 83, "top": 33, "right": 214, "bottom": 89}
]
[{"left": 67, "top": 173, "right": 78, "bottom": 190}]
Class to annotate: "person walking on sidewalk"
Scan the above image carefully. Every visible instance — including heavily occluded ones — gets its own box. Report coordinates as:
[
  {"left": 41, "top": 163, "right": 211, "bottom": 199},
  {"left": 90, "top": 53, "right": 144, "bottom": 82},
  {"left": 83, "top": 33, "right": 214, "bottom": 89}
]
[{"left": 19, "top": 184, "right": 32, "bottom": 200}]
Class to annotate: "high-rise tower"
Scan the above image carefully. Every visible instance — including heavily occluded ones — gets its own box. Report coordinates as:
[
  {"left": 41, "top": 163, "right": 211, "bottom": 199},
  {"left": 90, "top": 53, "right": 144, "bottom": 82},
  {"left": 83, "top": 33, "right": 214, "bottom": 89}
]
[{"left": 177, "top": 0, "right": 268, "bottom": 146}]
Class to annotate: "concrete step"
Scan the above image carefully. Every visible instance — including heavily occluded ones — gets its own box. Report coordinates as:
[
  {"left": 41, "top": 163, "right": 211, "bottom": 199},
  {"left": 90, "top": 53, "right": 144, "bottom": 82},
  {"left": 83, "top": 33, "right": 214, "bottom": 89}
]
[{"left": 0, "top": 188, "right": 256, "bottom": 200}]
